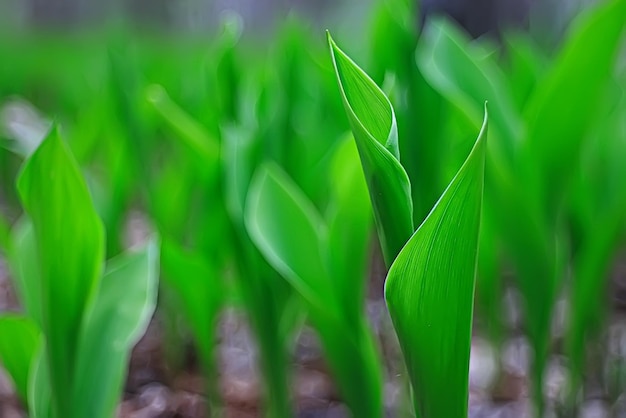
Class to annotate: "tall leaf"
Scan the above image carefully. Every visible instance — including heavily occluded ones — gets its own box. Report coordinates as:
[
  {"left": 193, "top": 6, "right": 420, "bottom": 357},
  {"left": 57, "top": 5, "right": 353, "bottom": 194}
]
[
  {"left": 326, "top": 137, "right": 372, "bottom": 323},
  {"left": 385, "top": 109, "right": 487, "bottom": 418},
  {"left": 328, "top": 32, "right": 413, "bottom": 267},
  {"left": 522, "top": 0, "right": 626, "bottom": 209},
  {"left": 16, "top": 125, "right": 105, "bottom": 415},
  {"left": 245, "top": 162, "right": 383, "bottom": 417},
  {"left": 71, "top": 241, "right": 159, "bottom": 418}
]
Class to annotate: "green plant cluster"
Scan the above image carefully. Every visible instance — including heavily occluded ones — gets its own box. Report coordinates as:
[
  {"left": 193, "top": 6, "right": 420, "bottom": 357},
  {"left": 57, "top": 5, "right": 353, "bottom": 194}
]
[{"left": 0, "top": 0, "right": 625, "bottom": 417}]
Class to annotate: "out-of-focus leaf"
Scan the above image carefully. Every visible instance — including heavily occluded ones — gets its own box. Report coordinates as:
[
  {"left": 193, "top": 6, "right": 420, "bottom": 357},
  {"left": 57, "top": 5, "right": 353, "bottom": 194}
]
[
  {"left": 0, "top": 98, "right": 50, "bottom": 158},
  {"left": 385, "top": 108, "right": 487, "bottom": 418},
  {"left": 417, "top": 18, "right": 521, "bottom": 162},
  {"left": 314, "top": 316, "right": 383, "bottom": 418},
  {"left": 369, "top": 0, "right": 416, "bottom": 85},
  {"left": 522, "top": 0, "right": 626, "bottom": 209},
  {"left": 72, "top": 241, "right": 159, "bottom": 418},
  {"left": 28, "top": 344, "right": 51, "bottom": 418},
  {"left": 0, "top": 315, "right": 40, "bottom": 402},
  {"left": 223, "top": 121, "right": 297, "bottom": 418},
  {"left": 8, "top": 219, "right": 43, "bottom": 328},
  {"left": 567, "top": 102, "right": 626, "bottom": 396},
  {"left": 161, "top": 238, "right": 223, "bottom": 374},
  {"left": 0, "top": 211, "right": 9, "bottom": 253},
  {"left": 502, "top": 32, "right": 546, "bottom": 111},
  {"left": 246, "top": 161, "right": 383, "bottom": 417},
  {"left": 328, "top": 32, "right": 413, "bottom": 267},
  {"left": 245, "top": 163, "right": 332, "bottom": 311},
  {"left": 213, "top": 12, "right": 242, "bottom": 122},
  {"left": 476, "top": 211, "right": 503, "bottom": 344},
  {"left": 222, "top": 124, "right": 259, "bottom": 227},
  {"left": 326, "top": 136, "right": 372, "bottom": 322},
  {"left": 16, "top": 125, "right": 105, "bottom": 415},
  {"left": 145, "top": 84, "right": 220, "bottom": 177}
]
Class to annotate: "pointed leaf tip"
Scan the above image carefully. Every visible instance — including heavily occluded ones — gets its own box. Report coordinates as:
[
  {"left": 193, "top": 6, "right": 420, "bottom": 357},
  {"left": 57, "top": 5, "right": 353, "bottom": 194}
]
[{"left": 327, "top": 35, "right": 414, "bottom": 267}]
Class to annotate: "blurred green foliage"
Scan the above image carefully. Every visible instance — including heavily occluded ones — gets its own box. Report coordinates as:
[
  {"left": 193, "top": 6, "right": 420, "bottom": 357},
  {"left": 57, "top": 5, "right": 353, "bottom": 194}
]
[{"left": 0, "top": 0, "right": 625, "bottom": 417}]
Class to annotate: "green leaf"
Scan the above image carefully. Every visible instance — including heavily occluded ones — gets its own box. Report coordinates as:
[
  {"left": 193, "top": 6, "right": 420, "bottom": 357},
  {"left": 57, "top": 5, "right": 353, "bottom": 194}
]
[
  {"left": 567, "top": 103, "right": 626, "bottom": 396},
  {"left": 522, "top": 0, "right": 626, "bottom": 208},
  {"left": 7, "top": 219, "right": 43, "bottom": 328},
  {"left": 145, "top": 84, "right": 220, "bottom": 177},
  {"left": 314, "top": 316, "right": 383, "bottom": 418},
  {"left": 0, "top": 315, "right": 41, "bottom": 402},
  {"left": 16, "top": 125, "right": 105, "bottom": 415},
  {"left": 326, "top": 136, "right": 372, "bottom": 322},
  {"left": 0, "top": 211, "right": 9, "bottom": 253},
  {"left": 71, "top": 241, "right": 159, "bottom": 418},
  {"left": 245, "top": 162, "right": 332, "bottom": 311},
  {"left": 385, "top": 108, "right": 487, "bottom": 418},
  {"left": 501, "top": 32, "right": 546, "bottom": 111},
  {"left": 328, "top": 32, "right": 413, "bottom": 267},
  {"left": 416, "top": 18, "right": 521, "bottom": 162},
  {"left": 160, "top": 238, "right": 223, "bottom": 375},
  {"left": 28, "top": 344, "right": 51, "bottom": 418},
  {"left": 245, "top": 159, "right": 383, "bottom": 418}
]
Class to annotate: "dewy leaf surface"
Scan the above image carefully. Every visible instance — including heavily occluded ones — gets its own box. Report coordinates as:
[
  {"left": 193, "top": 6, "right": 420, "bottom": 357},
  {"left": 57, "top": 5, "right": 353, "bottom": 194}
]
[
  {"left": 385, "top": 109, "right": 487, "bottom": 418},
  {"left": 328, "top": 32, "right": 413, "bottom": 267},
  {"left": 72, "top": 241, "right": 159, "bottom": 418},
  {"left": 16, "top": 125, "right": 105, "bottom": 415}
]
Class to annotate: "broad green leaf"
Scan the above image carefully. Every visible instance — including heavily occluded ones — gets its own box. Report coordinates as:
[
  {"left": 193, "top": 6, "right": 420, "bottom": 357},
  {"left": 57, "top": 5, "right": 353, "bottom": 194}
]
[
  {"left": 223, "top": 123, "right": 297, "bottom": 418},
  {"left": 17, "top": 125, "right": 105, "bottom": 415},
  {"left": 385, "top": 108, "right": 487, "bottom": 418},
  {"left": 245, "top": 162, "right": 332, "bottom": 311},
  {"left": 522, "top": 0, "right": 626, "bottom": 209},
  {"left": 328, "top": 32, "right": 413, "bottom": 267},
  {"left": 0, "top": 315, "right": 40, "bottom": 402},
  {"left": 245, "top": 159, "right": 383, "bottom": 418},
  {"left": 72, "top": 241, "right": 159, "bottom": 418}
]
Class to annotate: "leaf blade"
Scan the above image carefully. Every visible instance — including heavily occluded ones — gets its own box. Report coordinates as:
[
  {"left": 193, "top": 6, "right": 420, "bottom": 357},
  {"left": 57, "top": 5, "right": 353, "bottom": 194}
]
[
  {"left": 71, "top": 241, "right": 159, "bottom": 418},
  {"left": 16, "top": 125, "right": 105, "bottom": 415},
  {"left": 385, "top": 108, "right": 487, "bottom": 418},
  {"left": 0, "top": 315, "right": 40, "bottom": 402},
  {"left": 328, "top": 32, "right": 414, "bottom": 267}
]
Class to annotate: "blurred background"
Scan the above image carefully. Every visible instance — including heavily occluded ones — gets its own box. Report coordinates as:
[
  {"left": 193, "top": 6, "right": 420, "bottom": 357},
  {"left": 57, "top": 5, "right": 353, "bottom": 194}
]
[
  {"left": 1, "top": 0, "right": 626, "bottom": 417},
  {"left": 0, "top": 0, "right": 598, "bottom": 40}
]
